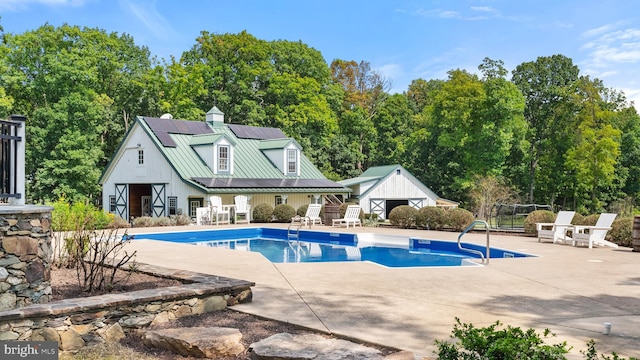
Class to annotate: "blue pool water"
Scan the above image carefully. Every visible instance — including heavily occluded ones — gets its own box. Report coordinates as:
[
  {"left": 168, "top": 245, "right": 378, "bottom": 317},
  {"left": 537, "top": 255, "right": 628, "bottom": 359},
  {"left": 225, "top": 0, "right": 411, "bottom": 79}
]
[{"left": 132, "top": 228, "right": 533, "bottom": 268}]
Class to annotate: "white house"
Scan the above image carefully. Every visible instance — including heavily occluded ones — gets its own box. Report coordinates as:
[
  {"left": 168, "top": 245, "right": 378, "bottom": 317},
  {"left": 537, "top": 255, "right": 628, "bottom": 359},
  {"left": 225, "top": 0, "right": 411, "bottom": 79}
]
[
  {"left": 338, "top": 164, "right": 457, "bottom": 220},
  {"left": 99, "top": 107, "right": 350, "bottom": 220}
]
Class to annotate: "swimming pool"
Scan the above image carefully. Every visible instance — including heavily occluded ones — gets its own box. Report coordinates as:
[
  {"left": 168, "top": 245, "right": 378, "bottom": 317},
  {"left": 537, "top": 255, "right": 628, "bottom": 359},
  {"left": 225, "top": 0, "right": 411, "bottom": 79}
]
[{"left": 132, "top": 228, "right": 533, "bottom": 268}]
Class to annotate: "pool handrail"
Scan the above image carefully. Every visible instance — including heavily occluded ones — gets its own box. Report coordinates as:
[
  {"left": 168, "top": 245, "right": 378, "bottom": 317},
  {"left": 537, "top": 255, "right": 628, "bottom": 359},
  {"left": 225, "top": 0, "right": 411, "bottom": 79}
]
[{"left": 457, "top": 220, "right": 491, "bottom": 264}]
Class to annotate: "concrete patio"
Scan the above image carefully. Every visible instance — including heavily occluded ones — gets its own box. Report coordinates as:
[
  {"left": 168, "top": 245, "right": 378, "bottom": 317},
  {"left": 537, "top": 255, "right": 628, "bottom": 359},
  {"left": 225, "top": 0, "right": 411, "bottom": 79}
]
[{"left": 122, "top": 224, "right": 640, "bottom": 359}]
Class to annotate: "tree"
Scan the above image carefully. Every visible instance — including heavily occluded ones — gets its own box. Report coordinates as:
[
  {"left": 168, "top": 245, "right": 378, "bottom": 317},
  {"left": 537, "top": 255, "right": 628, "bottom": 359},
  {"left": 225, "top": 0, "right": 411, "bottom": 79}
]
[
  {"left": 331, "top": 59, "right": 390, "bottom": 171},
  {"left": 511, "top": 54, "right": 579, "bottom": 204},
  {"left": 565, "top": 76, "right": 621, "bottom": 213},
  {"left": 1, "top": 24, "right": 154, "bottom": 202}
]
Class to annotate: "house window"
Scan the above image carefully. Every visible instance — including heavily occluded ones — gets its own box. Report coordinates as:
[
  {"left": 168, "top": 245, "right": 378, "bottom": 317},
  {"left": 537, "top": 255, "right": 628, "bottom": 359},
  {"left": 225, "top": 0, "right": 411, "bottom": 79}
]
[
  {"left": 218, "top": 145, "right": 229, "bottom": 172},
  {"left": 189, "top": 198, "right": 203, "bottom": 218},
  {"left": 396, "top": 169, "right": 401, "bottom": 175},
  {"left": 138, "top": 150, "right": 144, "bottom": 165},
  {"left": 275, "top": 195, "right": 286, "bottom": 206},
  {"left": 109, "top": 196, "right": 116, "bottom": 213},
  {"left": 287, "top": 149, "right": 297, "bottom": 174},
  {"left": 168, "top": 196, "right": 178, "bottom": 215}
]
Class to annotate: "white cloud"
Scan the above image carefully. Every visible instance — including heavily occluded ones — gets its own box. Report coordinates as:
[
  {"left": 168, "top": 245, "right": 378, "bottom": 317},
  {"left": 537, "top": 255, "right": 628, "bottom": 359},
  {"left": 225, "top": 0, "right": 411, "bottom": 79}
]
[
  {"left": 118, "top": 0, "right": 177, "bottom": 40},
  {"left": 582, "top": 27, "right": 640, "bottom": 67},
  {"left": 0, "top": 0, "right": 86, "bottom": 11}
]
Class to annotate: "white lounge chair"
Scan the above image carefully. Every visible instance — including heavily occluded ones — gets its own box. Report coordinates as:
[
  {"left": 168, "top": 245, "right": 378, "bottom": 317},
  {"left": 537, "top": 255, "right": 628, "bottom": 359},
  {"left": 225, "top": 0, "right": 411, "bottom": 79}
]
[
  {"left": 233, "top": 195, "right": 251, "bottom": 224},
  {"left": 209, "top": 196, "right": 231, "bottom": 225},
  {"left": 536, "top": 211, "right": 575, "bottom": 244},
  {"left": 302, "top": 204, "right": 322, "bottom": 227},
  {"left": 332, "top": 205, "right": 362, "bottom": 228},
  {"left": 569, "top": 213, "right": 618, "bottom": 249}
]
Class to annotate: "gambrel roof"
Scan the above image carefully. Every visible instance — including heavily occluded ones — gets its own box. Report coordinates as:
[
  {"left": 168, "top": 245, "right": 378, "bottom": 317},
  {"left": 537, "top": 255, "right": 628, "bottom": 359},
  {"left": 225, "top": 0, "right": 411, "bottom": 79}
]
[{"left": 102, "top": 115, "right": 349, "bottom": 194}]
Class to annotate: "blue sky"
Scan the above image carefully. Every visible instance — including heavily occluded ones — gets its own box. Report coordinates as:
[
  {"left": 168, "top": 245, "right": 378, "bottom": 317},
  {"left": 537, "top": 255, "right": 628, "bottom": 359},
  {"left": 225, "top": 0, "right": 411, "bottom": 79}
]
[{"left": 2, "top": 0, "right": 640, "bottom": 107}]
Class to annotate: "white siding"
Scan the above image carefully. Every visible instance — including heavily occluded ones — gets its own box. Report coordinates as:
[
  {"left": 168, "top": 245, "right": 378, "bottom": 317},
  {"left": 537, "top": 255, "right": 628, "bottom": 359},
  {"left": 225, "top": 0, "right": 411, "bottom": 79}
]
[{"left": 367, "top": 172, "right": 435, "bottom": 201}]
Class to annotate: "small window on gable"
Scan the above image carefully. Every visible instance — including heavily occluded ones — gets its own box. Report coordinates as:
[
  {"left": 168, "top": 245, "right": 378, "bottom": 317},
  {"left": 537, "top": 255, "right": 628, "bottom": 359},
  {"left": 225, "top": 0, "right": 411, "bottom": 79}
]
[
  {"left": 287, "top": 149, "right": 297, "bottom": 175},
  {"left": 138, "top": 150, "right": 144, "bottom": 165},
  {"left": 218, "top": 145, "right": 229, "bottom": 172},
  {"left": 396, "top": 169, "right": 401, "bottom": 175}
]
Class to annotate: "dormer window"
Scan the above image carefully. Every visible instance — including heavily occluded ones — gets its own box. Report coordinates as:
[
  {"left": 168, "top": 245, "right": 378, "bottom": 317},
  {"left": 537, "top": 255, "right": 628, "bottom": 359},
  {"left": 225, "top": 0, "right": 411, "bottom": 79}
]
[
  {"left": 287, "top": 149, "right": 298, "bottom": 175},
  {"left": 218, "top": 145, "right": 230, "bottom": 173}
]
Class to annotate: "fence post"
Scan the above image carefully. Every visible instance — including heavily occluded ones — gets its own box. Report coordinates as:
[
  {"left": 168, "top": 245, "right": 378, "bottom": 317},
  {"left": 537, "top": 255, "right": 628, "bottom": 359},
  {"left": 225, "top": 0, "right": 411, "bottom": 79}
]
[{"left": 9, "top": 114, "right": 26, "bottom": 205}]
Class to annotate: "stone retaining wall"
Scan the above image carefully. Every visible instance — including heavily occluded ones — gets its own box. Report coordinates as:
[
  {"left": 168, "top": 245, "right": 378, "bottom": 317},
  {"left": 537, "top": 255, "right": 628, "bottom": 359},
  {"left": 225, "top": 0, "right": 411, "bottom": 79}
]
[
  {"left": 0, "top": 262, "right": 254, "bottom": 351},
  {"left": 0, "top": 206, "right": 54, "bottom": 311}
]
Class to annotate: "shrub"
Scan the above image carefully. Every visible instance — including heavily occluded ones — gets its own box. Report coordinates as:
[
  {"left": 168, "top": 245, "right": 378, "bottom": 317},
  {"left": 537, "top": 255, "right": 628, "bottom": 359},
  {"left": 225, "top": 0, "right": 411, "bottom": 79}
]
[
  {"left": 435, "top": 318, "right": 570, "bottom": 360},
  {"left": 153, "top": 216, "right": 172, "bottom": 227},
  {"left": 51, "top": 198, "right": 112, "bottom": 231},
  {"left": 132, "top": 216, "right": 154, "bottom": 227},
  {"left": 253, "top": 203, "right": 274, "bottom": 223},
  {"left": 171, "top": 214, "right": 192, "bottom": 226},
  {"left": 296, "top": 204, "right": 309, "bottom": 217},
  {"left": 444, "top": 208, "right": 475, "bottom": 231},
  {"left": 609, "top": 217, "right": 633, "bottom": 247},
  {"left": 416, "top": 206, "right": 446, "bottom": 230},
  {"left": 523, "top": 210, "right": 555, "bottom": 234},
  {"left": 572, "top": 213, "right": 585, "bottom": 225},
  {"left": 578, "top": 214, "right": 599, "bottom": 226},
  {"left": 273, "top": 204, "right": 296, "bottom": 222},
  {"left": 107, "top": 215, "right": 130, "bottom": 229},
  {"left": 389, "top": 205, "right": 418, "bottom": 228}
]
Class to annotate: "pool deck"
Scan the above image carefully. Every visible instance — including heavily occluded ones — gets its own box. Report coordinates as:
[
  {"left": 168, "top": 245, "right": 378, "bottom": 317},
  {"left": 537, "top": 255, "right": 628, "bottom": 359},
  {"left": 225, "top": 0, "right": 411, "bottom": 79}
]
[{"left": 122, "top": 224, "right": 640, "bottom": 359}]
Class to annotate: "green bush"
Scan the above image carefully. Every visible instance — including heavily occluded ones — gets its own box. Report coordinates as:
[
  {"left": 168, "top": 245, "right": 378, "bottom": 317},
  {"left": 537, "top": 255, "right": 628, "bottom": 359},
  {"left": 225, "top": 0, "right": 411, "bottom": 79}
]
[
  {"left": 572, "top": 213, "right": 585, "bottom": 225},
  {"left": 416, "top": 206, "right": 446, "bottom": 230},
  {"left": 273, "top": 204, "right": 296, "bottom": 222},
  {"left": 296, "top": 204, "right": 309, "bottom": 217},
  {"left": 523, "top": 210, "right": 555, "bottom": 234},
  {"left": 51, "top": 198, "right": 112, "bottom": 231},
  {"left": 252, "top": 203, "right": 274, "bottom": 223},
  {"left": 435, "top": 318, "right": 570, "bottom": 359},
  {"left": 577, "top": 214, "right": 599, "bottom": 226},
  {"left": 610, "top": 217, "right": 632, "bottom": 247},
  {"left": 389, "top": 205, "right": 418, "bottom": 228},
  {"left": 444, "top": 208, "right": 475, "bottom": 231}
]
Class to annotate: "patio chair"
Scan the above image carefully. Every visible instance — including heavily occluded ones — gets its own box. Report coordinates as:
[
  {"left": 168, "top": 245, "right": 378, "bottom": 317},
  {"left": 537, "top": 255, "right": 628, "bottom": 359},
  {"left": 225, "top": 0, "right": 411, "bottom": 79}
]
[
  {"left": 302, "top": 204, "right": 322, "bottom": 227},
  {"left": 536, "top": 211, "right": 575, "bottom": 244},
  {"left": 332, "top": 205, "right": 362, "bottom": 228},
  {"left": 569, "top": 213, "right": 618, "bottom": 249},
  {"left": 209, "top": 195, "right": 231, "bottom": 225},
  {"left": 233, "top": 195, "right": 251, "bottom": 224}
]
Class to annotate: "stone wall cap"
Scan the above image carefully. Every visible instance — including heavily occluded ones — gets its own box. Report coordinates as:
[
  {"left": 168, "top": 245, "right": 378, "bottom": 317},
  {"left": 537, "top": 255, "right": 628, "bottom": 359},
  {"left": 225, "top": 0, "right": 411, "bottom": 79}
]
[{"left": 0, "top": 205, "right": 54, "bottom": 214}]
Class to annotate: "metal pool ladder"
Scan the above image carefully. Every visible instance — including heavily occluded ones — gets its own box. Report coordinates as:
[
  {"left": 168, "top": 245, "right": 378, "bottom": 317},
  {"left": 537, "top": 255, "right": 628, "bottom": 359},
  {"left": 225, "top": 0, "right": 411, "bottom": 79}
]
[
  {"left": 288, "top": 215, "right": 305, "bottom": 241},
  {"left": 457, "top": 220, "right": 491, "bottom": 264}
]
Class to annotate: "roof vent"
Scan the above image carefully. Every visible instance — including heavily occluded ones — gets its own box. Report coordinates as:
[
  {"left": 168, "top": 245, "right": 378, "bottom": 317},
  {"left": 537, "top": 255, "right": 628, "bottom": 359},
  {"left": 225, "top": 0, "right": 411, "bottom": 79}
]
[{"left": 160, "top": 113, "right": 173, "bottom": 119}]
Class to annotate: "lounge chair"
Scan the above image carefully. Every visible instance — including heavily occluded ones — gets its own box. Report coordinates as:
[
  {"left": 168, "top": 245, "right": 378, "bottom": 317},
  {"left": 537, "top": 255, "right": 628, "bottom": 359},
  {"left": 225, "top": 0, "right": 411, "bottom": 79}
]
[
  {"left": 536, "top": 211, "right": 575, "bottom": 244},
  {"left": 233, "top": 195, "right": 251, "bottom": 224},
  {"left": 332, "top": 205, "right": 362, "bottom": 228},
  {"left": 209, "top": 196, "right": 231, "bottom": 225},
  {"left": 302, "top": 204, "right": 322, "bottom": 227},
  {"left": 569, "top": 213, "right": 618, "bottom": 249}
]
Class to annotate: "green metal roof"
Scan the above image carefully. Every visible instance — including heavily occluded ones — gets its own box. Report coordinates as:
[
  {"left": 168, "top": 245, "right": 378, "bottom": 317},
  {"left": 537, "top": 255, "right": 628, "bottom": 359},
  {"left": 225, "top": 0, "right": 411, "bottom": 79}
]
[
  {"left": 136, "top": 116, "right": 348, "bottom": 194},
  {"left": 338, "top": 164, "right": 439, "bottom": 200}
]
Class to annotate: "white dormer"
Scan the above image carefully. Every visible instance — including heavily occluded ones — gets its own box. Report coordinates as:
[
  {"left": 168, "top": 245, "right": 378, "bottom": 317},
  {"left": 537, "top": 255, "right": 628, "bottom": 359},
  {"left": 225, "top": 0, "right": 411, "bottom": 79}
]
[
  {"left": 190, "top": 133, "right": 236, "bottom": 175},
  {"left": 259, "top": 138, "right": 302, "bottom": 176}
]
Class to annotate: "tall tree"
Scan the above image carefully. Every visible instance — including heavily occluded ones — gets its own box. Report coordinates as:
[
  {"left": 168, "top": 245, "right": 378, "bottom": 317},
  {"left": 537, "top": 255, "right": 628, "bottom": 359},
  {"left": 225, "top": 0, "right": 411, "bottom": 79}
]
[
  {"left": 330, "top": 59, "right": 389, "bottom": 172},
  {"left": 0, "top": 24, "right": 154, "bottom": 202},
  {"left": 511, "top": 54, "right": 579, "bottom": 205}
]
